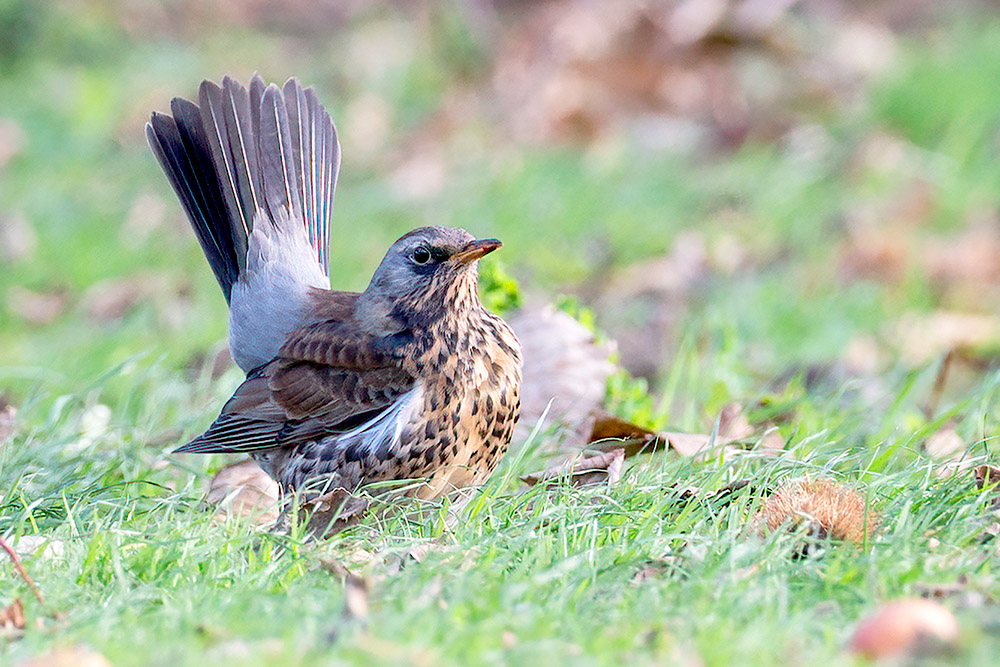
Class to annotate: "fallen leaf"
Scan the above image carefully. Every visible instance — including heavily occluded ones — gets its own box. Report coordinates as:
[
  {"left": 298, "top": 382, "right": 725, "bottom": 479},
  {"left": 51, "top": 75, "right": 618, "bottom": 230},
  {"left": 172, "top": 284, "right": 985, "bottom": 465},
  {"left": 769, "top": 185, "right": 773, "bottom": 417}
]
[
  {"left": 924, "top": 422, "right": 965, "bottom": 460},
  {"left": 586, "top": 405, "right": 782, "bottom": 459},
  {"left": 848, "top": 598, "right": 959, "bottom": 659},
  {"left": 758, "top": 425, "right": 786, "bottom": 451},
  {"left": 304, "top": 487, "right": 370, "bottom": 536},
  {"left": 762, "top": 478, "right": 878, "bottom": 545},
  {"left": 80, "top": 275, "right": 163, "bottom": 322},
  {"left": 7, "top": 287, "right": 68, "bottom": 325},
  {"left": 974, "top": 464, "right": 1000, "bottom": 511},
  {"left": 661, "top": 431, "right": 719, "bottom": 457},
  {"left": 892, "top": 311, "right": 1000, "bottom": 365},
  {"left": 631, "top": 561, "right": 671, "bottom": 586},
  {"left": 20, "top": 646, "right": 112, "bottom": 667},
  {"left": 586, "top": 409, "right": 666, "bottom": 457},
  {"left": 207, "top": 459, "right": 280, "bottom": 525},
  {"left": 522, "top": 448, "right": 625, "bottom": 487},
  {"left": 718, "top": 402, "right": 753, "bottom": 441},
  {"left": 589, "top": 410, "right": 657, "bottom": 441},
  {"left": 510, "top": 304, "right": 617, "bottom": 448},
  {"left": 0, "top": 598, "right": 25, "bottom": 631}
]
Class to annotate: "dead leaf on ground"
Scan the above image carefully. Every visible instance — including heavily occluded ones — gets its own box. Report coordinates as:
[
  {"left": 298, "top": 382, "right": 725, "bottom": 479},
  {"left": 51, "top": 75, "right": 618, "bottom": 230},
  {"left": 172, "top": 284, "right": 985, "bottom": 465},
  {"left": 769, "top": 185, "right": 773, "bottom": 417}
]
[
  {"left": 630, "top": 560, "right": 673, "bottom": 586},
  {"left": 848, "top": 598, "right": 959, "bottom": 660},
  {"left": 80, "top": 275, "right": 165, "bottom": 322},
  {"left": 207, "top": 459, "right": 280, "bottom": 525},
  {"left": 586, "top": 409, "right": 665, "bottom": 457},
  {"left": 924, "top": 421, "right": 966, "bottom": 459},
  {"left": 7, "top": 287, "right": 68, "bottom": 325},
  {"left": 974, "top": 464, "right": 1000, "bottom": 512},
  {"left": 892, "top": 311, "right": 1000, "bottom": 365},
  {"left": 20, "top": 646, "right": 112, "bottom": 667},
  {"left": 304, "top": 488, "right": 370, "bottom": 536},
  {"left": 522, "top": 448, "right": 625, "bottom": 488},
  {"left": 586, "top": 403, "right": 784, "bottom": 460},
  {"left": 509, "top": 303, "right": 616, "bottom": 448},
  {"left": 762, "top": 478, "right": 878, "bottom": 545},
  {"left": 0, "top": 598, "right": 25, "bottom": 632}
]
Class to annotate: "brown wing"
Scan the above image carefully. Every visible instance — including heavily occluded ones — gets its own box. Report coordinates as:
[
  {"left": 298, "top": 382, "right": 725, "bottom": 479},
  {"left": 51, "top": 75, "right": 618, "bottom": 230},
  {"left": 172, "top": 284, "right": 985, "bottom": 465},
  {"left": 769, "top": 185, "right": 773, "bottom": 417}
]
[{"left": 175, "top": 303, "right": 414, "bottom": 454}]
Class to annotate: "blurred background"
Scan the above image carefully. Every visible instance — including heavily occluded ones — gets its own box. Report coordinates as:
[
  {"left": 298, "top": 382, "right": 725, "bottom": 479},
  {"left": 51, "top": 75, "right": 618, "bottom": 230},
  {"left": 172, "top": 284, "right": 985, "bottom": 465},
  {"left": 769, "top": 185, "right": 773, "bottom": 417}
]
[{"left": 3, "top": 0, "right": 1000, "bottom": 418}]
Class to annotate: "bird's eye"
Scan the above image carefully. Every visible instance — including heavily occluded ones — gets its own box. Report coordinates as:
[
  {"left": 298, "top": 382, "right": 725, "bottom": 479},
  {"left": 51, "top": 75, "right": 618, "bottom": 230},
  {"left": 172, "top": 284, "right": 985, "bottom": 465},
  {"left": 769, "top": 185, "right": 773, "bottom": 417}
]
[{"left": 412, "top": 246, "right": 432, "bottom": 264}]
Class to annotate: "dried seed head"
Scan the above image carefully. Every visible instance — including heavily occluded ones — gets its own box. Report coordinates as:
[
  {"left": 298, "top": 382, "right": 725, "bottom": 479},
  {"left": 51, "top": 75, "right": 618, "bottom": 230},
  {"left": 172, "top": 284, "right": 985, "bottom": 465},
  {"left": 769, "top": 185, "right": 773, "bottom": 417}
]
[{"left": 763, "top": 478, "right": 878, "bottom": 544}]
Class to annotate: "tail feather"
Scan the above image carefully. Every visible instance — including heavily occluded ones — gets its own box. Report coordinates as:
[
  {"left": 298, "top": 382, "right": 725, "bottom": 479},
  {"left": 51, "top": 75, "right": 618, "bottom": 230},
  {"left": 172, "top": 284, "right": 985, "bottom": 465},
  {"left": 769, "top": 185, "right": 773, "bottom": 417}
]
[
  {"left": 306, "top": 85, "right": 340, "bottom": 272},
  {"left": 146, "top": 112, "right": 240, "bottom": 300},
  {"left": 147, "top": 74, "right": 340, "bottom": 306},
  {"left": 259, "top": 83, "right": 304, "bottom": 227},
  {"left": 284, "top": 78, "right": 314, "bottom": 261}
]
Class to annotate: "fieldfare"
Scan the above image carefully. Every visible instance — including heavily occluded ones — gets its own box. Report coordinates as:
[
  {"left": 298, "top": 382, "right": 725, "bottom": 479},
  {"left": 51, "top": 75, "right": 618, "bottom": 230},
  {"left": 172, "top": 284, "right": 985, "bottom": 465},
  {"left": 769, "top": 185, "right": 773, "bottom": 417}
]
[{"left": 146, "top": 76, "right": 522, "bottom": 499}]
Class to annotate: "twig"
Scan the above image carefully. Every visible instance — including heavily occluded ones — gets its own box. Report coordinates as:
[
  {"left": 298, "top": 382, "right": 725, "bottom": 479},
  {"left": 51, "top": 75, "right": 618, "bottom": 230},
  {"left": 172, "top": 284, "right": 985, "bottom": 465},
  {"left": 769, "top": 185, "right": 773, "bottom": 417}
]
[{"left": 0, "top": 535, "right": 49, "bottom": 609}]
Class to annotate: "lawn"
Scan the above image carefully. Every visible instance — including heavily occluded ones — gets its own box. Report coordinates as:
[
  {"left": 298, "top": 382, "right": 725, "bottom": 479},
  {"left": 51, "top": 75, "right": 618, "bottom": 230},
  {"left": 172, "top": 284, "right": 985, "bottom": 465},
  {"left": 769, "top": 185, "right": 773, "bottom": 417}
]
[{"left": 3, "top": 2, "right": 1000, "bottom": 665}]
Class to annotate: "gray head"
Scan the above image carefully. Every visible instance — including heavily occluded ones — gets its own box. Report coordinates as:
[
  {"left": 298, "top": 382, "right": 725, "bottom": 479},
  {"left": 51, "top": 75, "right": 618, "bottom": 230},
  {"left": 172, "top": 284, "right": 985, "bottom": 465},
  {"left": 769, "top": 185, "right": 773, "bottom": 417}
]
[{"left": 357, "top": 226, "right": 501, "bottom": 332}]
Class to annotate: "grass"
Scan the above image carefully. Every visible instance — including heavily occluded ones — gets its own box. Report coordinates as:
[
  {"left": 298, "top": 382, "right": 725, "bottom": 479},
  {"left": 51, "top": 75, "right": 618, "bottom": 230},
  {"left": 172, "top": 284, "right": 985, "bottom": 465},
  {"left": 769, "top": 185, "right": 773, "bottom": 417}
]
[{"left": 3, "top": 3, "right": 1000, "bottom": 665}]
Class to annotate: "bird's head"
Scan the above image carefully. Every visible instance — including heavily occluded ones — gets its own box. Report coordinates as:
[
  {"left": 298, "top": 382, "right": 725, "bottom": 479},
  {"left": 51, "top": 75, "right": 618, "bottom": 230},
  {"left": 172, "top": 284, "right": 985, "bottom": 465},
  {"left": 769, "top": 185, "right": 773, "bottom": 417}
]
[{"left": 357, "top": 226, "right": 501, "bottom": 332}]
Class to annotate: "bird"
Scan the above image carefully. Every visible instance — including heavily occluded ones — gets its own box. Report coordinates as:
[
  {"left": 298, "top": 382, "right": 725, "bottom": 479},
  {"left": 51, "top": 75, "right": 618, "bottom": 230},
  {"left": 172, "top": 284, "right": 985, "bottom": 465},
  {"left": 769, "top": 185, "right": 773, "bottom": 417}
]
[{"left": 145, "top": 75, "right": 521, "bottom": 500}]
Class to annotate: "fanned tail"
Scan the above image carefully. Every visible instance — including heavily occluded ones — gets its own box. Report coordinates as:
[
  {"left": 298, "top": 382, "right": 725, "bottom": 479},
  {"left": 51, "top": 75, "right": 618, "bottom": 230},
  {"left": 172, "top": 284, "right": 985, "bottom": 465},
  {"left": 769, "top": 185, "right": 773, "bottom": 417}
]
[{"left": 145, "top": 75, "right": 341, "bottom": 304}]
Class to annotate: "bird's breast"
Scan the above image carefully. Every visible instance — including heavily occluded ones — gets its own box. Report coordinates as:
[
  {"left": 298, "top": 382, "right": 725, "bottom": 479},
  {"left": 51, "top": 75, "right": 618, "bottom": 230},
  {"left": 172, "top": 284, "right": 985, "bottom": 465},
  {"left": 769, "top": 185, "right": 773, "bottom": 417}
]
[{"left": 401, "top": 311, "right": 522, "bottom": 495}]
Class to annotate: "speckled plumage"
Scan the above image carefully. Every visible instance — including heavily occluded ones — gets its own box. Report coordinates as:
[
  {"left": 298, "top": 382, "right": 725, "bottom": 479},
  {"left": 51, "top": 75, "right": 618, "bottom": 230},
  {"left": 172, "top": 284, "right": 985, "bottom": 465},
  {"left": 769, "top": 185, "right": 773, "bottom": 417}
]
[{"left": 147, "top": 76, "right": 521, "bottom": 499}]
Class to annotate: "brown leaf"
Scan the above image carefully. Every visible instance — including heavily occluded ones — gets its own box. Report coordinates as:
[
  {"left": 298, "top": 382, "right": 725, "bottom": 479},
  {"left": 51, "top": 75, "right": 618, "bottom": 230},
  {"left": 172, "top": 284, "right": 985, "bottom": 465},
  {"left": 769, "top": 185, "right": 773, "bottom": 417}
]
[
  {"left": 848, "top": 598, "right": 959, "bottom": 659},
  {"left": 7, "top": 287, "right": 68, "bottom": 325},
  {"left": 892, "top": 311, "right": 1000, "bottom": 365},
  {"left": 586, "top": 409, "right": 667, "bottom": 457},
  {"left": 207, "top": 459, "right": 280, "bottom": 525},
  {"left": 590, "top": 409, "right": 657, "bottom": 441},
  {"left": 0, "top": 598, "right": 25, "bottom": 630},
  {"left": 758, "top": 425, "right": 786, "bottom": 451},
  {"left": 587, "top": 405, "right": 782, "bottom": 459},
  {"left": 924, "top": 422, "right": 965, "bottom": 460},
  {"left": 661, "top": 431, "right": 717, "bottom": 457},
  {"left": 763, "top": 478, "right": 878, "bottom": 544},
  {"left": 718, "top": 402, "right": 754, "bottom": 441},
  {"left": 81, "top": 276, "right": 161, "bottom": 322},
  {"left": 630, "top": 561, "right": 670, "bottom": 586},
  {"left": 20, "top": 646, "right": 112, "bottom": 667},
  {"left": 974, "top": 464, "right": 1000, "bottom": 511},
  {"left": 304, "top": 488, "right": 370, "bottom": 536},
  {"left": 510, "top": 304, "right": 617, "bottom": 448},
  {"left": 522, "top": 448, "right": 625, "bottom": 487}
]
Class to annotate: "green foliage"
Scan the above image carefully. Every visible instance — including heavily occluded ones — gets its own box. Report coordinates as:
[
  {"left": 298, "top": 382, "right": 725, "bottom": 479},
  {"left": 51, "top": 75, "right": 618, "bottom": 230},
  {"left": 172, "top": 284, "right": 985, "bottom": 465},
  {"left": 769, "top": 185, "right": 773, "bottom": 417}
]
[{"left": 477, "top": 260, "right": 522, "bottom": 316}]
